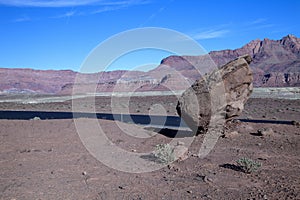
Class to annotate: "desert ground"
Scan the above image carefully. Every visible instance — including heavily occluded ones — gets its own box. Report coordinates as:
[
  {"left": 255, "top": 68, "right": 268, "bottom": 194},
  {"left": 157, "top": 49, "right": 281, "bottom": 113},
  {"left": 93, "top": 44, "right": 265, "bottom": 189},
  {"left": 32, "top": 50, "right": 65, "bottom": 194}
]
[{"left": 0, "top": 92, "right": 299, "bottom": 199}]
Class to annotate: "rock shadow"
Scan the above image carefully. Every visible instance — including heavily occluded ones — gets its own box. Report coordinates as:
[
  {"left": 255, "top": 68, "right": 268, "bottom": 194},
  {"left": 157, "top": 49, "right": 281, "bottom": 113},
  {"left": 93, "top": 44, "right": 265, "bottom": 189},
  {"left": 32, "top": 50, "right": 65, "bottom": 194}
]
[
  {"left": 250, "top": 132, "right": 262, "bottom": 136},
  {"left": 219, "top": 163, "right": 243, "bottom": 172},
  {"left": 144, "top": 127, "right": 195, "bottom": 138},
  {"left": 140, "top": 154, "right": 160, "bottom": 163}
]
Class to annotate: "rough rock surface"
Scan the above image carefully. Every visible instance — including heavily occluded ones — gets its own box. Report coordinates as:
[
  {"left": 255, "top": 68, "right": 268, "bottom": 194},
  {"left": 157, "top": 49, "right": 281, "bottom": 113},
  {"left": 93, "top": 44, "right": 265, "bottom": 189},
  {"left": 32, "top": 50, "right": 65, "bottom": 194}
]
[{"left": 176, "top": 55, "right": 253, "bottom": 134}]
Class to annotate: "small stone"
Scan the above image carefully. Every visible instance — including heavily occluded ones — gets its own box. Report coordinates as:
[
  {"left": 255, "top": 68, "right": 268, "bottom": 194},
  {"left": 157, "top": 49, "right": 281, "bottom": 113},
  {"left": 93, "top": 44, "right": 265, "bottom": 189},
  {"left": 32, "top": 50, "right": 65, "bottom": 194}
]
[
  {"left": 82, "top": 171, "right": 87, "bottom": 176},
  {"left": 168, "top": 164, "right": 180, "bottom": 171},
  {"left": 195, "top": 174, "right": 205, "bottom": 181},
  {"left": 131, "top": 149, "right": 137, "bottom": 152},
  {"left": 187, "top": 190, "right": 192, "bottom": 194},
  {"left": 292, "top": 120, "right": 300, "bottom": 126},
  {"left": 204, "top": 176, "right": 213, "bottom": 183},
  {"left": 203, "top": 194, "right": 211, "bottom": 198},
  {"left": 263, "top": 194, "right": 268, "bottom": 199},
  {"left": 168, "top": 164, "right": 174, "bottom": 170},
  {"left": 258, "top": 155, "right": 268, "bottom": 160},
  {"left": 224, "top": 131, "right": 239, "bottom": 138},
  {"left": 20, "top": 149, "right": 29, "bottom": 153},
  {"left": 191, "top": 154, "right": 198, "bottom": 157},
  {"left": 257, "top": 128, "right": 274, "bottom": 136}
]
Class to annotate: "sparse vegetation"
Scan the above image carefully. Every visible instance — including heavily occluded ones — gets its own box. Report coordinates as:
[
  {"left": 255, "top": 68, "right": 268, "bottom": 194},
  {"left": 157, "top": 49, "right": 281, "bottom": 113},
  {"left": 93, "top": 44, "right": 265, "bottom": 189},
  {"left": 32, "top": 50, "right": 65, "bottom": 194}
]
[
  {"left": 236, "top": 157, "right": 262, "bottom": 173},
  {"left": 153, "top": 144, "right": 175, "bottom": 164}
]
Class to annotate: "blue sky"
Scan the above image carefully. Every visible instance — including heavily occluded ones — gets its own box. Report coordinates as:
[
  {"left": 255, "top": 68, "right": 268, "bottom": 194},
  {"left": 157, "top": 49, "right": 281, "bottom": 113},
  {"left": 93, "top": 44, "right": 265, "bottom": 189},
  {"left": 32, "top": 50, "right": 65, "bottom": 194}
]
[{"left": 0, "top": 0, "right": 299, "bottom": 72}]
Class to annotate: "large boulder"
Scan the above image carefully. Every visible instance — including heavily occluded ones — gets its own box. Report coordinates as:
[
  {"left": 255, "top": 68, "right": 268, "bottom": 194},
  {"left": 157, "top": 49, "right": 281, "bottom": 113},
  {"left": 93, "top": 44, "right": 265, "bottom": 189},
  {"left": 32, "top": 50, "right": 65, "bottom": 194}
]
[{"left": 176, "top": 55, "right": 253, "bottom": 134}]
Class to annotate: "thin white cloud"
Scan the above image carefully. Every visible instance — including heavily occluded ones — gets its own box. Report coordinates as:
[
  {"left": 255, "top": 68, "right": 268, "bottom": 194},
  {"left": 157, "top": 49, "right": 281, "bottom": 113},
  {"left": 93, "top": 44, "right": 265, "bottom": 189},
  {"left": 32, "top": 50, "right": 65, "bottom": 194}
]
[
  {"left": 0, "top": 0, "right": 100, "bottom": 7},
  {"left": 98, "top": 0, "right": 150, "bottom": 6},
  {"left": 92, "top": 5, "right": 126, "bottom": 13},
  {"left": 53, "top": 10, "right": 76, "bottom": 18},
  {"left": 0, "top": 0, "right": 150, "bottom": 7},
  {"left": 49, "top": 0, "right": 149, "bottom": 18},
  {"left": 13, "top": 16, "right": 31, "bottom": 22},
  {"left": 253, "top": 24, "right": 275, "bottom": 29},
  {"left": 93, "top": 0, "right": 150, "bottom": 13},
  {"left": 248, "top": 18, "right": 268, "bottom": 25},
  {"left": 242, "top": 18, "right": 275, "bottom": 32},
  {"left": 139, "top": 0, "right": 174, "bottom": 27},
  {"left": 190, "top": 29, "right": 230, "bottom": 40}
]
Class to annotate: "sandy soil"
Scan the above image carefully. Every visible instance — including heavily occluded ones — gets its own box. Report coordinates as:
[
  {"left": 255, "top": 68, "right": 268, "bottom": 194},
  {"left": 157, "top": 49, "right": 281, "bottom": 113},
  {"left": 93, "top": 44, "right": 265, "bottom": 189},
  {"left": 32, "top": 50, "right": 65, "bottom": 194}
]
[{"left": 0, "top": 97, "right": 300, "bottom": 199}]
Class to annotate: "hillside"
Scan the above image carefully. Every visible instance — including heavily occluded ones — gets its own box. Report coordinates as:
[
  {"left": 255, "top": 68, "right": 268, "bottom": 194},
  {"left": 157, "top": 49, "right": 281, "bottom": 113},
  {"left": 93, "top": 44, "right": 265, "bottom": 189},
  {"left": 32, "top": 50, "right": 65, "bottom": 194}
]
[{"left": 0, "top": 34, "right": 299, "bottom": 94}]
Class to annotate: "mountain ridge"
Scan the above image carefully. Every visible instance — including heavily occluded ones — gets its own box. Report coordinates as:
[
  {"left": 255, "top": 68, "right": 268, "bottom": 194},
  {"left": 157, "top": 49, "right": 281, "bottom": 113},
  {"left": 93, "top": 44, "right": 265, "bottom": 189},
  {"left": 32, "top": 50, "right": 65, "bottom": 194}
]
[{"left": 0, "top": 34, "right": 299, "bottom": 94}]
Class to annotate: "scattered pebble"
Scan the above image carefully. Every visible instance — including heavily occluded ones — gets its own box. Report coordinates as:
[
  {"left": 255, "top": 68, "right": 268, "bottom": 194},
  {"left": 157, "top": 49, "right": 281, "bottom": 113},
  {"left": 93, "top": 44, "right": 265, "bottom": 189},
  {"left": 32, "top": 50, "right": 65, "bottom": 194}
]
[
  {"left": 167, "top": 164, "right": 174, "bottom": 170},
  {"left": 204, "top": 176, "right": 213, "bottom": 183},
  {"left": 257, "top": 128, "right": 274, "bottom": 136},
  {"left": 118, "top": 186, "right": 125, "bottom": 190},
  {"left": 168, "top": 164, "right": 180, "bottom": 171},
  {"left": 20, "top": 149, "right": 31, "bottom": 153},
  {"left": 203, "top": 194, "right": 211, "bottom": 198},
  {"left": 224, "top": 131, "right": 239, "bottom": 139},
  {"left": 82, "top": 171, "right": 87, "bottom": 176}
]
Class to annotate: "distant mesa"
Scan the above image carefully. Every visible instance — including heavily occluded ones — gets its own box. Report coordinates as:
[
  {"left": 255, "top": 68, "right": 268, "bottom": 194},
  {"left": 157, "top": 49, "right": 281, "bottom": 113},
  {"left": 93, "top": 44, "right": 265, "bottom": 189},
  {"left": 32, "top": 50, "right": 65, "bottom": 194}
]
[{"left": 0, "top": 34, "right": 299, "bottom": 95}]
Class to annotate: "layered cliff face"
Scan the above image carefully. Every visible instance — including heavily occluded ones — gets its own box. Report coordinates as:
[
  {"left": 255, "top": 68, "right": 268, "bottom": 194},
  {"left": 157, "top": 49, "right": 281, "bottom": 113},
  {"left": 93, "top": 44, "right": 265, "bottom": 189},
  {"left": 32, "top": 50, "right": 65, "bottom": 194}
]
[
  {"left": 0, "top": 68, "right": 128, "bottom": 94},
  {"left": 0, "top": 34, "right": 299, "bottom": 94},
  {"left": 0, "top": 68, "right": 77, "bottom": 94},
  {"left": 208, "top": 34, "right": 300, "bottom": 87},
  {"left": 154, "top": 34, "right": 300, "bottom": 87}
]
